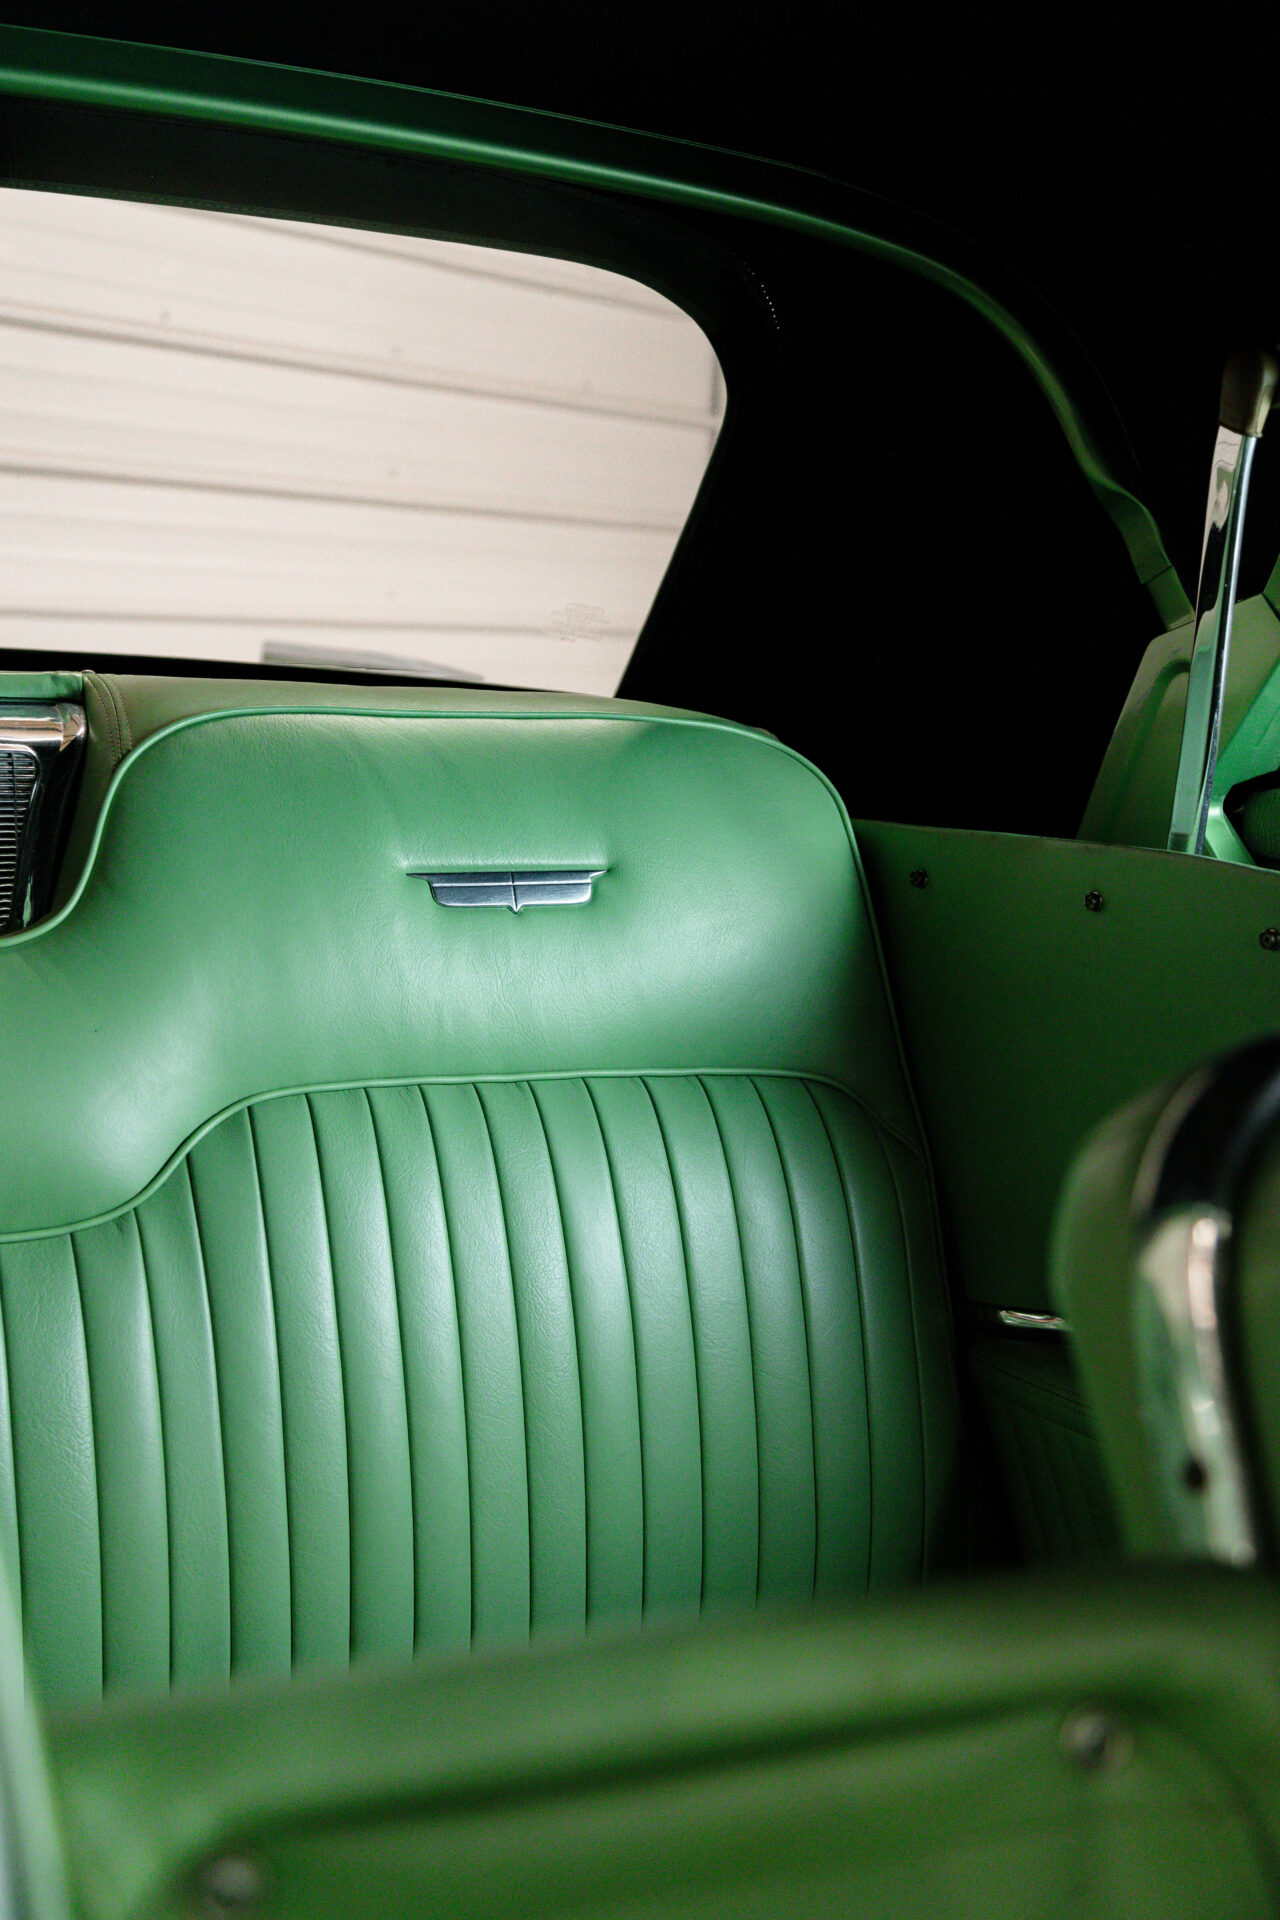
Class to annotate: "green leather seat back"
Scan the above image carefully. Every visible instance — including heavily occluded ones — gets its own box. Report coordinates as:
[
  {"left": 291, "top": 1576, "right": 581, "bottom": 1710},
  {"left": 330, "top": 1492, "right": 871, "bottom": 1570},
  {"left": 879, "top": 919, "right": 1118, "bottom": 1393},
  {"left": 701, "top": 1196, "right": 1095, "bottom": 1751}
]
[{"left": 0, "top": 682, "right": 958, "bottom": 1704}]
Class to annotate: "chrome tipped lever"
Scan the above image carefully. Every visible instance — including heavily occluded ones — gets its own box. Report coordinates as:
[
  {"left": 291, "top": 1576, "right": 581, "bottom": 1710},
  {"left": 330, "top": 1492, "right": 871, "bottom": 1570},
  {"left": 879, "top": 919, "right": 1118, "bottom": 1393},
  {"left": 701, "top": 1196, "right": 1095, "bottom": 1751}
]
[{"left": 1168, "top": 348, "right": 1278, "bottom": 855}]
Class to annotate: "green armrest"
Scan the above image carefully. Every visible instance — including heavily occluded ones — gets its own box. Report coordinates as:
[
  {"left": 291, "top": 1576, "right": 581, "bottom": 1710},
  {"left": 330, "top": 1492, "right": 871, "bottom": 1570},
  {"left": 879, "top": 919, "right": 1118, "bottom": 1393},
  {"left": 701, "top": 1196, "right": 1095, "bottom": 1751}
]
[{"left": 47, "top": 1566, "right": 1280, "bottom": 1920}]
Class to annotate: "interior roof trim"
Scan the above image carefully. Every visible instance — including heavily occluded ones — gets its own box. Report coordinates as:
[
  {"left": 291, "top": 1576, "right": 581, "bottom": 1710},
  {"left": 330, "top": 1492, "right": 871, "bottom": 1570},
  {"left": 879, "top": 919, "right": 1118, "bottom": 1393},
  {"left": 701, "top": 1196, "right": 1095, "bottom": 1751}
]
[{"left": 0, "top": 23, "right": 1190, "bottom": 627}]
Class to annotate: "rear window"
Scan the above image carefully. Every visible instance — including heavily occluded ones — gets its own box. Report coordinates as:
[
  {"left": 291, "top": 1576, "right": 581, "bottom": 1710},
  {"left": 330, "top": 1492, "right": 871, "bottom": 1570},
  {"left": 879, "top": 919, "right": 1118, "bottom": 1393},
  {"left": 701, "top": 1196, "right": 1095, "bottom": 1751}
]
[{"left": 0, "top": 188, "right": 724, "bottom": 693}]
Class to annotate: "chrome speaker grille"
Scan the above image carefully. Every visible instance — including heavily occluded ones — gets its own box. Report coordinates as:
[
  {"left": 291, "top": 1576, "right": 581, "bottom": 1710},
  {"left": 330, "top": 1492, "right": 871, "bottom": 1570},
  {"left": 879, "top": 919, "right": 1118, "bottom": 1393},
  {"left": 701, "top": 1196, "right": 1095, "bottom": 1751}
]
[
  {"left": 0, "top": 703, "right": 86, "bottom": 933},
  {"left": 0, "top": 749, "right": 38, "bottom": 929}
]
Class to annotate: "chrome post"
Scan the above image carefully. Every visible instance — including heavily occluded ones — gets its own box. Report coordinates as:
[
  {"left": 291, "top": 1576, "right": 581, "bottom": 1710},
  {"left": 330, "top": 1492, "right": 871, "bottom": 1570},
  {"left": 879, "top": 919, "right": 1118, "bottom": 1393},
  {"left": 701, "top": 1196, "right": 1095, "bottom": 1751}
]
[{"left": 1168, "top": 348, "right": 1278, "bottom": 855}]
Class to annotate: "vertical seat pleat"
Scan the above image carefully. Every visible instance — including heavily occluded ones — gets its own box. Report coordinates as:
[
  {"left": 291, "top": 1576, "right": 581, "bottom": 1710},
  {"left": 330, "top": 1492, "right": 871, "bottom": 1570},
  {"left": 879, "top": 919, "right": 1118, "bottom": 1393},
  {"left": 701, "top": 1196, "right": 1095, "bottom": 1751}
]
[
  {"left": 187, "top": 1113, "right": 292, "bottom": 1677},
  {"left": 582, "top": 1078, "right": 700, "bottom": 1621},
  {"left": 249, "top": 1098, "right": 352, "bottom": 1671},
  {"left": 531, "top": 1080, "right": 643, "bottom": 1628},
  {"left": 366, "top": 1087, "right": 471, "bottom": 1653},
  {"left": 307, "top": 1092, "right": 415, "bottom": 1662},
  {"left": 135, "top": 1164, "right": 231, "bottom": 1686},
  {"left": 700, "top": 1079, "right": 816, "bottom": 1603},
  {"left": 644, "top": 1079, "right": 758, "bottom": 1609},
  {"left": 808, "top": 1083, "right": 925, "bottom": 1588},
  {"left": 421, "top": 1085, "right": 530, "bottom": 1646},
  {"left": 72, "top": 1213, "right": 170, "bottom": 1693},
  {"left": 754, "top": 1079, "right": 873, "bottom": 1599},
  {"left": 0, "top": 1238, "right": 102, "bottom": 1703},
  {"left": 477, "top": 1083, "right": 587, "bottom": 1639},
  {"left": 0, "top": 1071, "right": 919, "bottom": 1701},
  {"left": 0, "top": 1275, "right": 22, "bottom": 1618}
]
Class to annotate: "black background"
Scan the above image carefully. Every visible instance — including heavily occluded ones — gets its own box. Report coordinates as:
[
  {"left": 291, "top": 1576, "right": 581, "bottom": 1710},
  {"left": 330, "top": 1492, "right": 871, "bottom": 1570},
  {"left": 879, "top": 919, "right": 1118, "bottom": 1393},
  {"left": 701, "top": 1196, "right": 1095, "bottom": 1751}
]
[{"left": 1, "top": 4, "right": 1277, "bottom": 833}]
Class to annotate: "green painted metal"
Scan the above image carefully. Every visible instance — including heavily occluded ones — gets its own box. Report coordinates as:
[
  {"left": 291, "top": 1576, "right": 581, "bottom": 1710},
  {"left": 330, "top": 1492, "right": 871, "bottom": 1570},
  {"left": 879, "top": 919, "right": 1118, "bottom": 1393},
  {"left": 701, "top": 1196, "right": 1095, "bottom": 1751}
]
[
  {"left": 1078, "top": 593, "right": 1280, "bottom": 861},
  {"left": 855, "top": 818, "right": 1280, "bottom": 1312},
  {"left": 0, "top": 24, "right": 1189, "bottom": 627},
  {"left": 46, "top": 1565, "right": 1280, "bottom": 1920}
]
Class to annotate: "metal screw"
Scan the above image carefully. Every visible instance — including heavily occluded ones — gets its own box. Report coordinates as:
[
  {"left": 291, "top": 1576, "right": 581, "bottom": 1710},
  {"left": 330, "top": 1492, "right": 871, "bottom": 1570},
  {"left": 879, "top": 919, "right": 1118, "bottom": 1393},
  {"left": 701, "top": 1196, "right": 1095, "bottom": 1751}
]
[
  {"left": 1261, "top": 927, "right": 1280, "bottom": 952},
  {"left": 1084, "top": 890, "right": 1104, "bottom": 913},
  {"left": 909, "top": 869, "right": 929, "bottom": 889},
  {"left": 1059, "top": 1707, "right": 1132, "bottom": 1771},
  {"left": 195, "top": 1856, "right": 267, "bottom": 1916}
]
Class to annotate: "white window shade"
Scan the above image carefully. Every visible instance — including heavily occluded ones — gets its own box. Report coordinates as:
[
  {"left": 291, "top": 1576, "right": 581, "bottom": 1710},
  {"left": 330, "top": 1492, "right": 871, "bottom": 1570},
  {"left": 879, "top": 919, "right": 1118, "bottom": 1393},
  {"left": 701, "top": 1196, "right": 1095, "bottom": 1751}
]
[{"left": 0, "top": 190, "right": 724, "bottom": 693}]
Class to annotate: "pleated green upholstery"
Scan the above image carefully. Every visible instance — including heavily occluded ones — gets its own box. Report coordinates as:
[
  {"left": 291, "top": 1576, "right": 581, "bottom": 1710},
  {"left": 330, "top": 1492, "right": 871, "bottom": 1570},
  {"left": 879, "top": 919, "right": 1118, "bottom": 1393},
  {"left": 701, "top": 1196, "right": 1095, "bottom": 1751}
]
[
  {"left": 0, "top": 685, "right": 958, "bottom": 1706},
  {"left": 0, "top": 1074, "right": 939, "bottom": 1706}
]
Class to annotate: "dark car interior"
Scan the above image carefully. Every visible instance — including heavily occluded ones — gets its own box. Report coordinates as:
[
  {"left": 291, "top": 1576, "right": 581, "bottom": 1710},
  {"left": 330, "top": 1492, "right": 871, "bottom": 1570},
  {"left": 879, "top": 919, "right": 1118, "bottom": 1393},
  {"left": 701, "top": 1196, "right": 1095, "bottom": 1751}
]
[{"left": 2, "top": 16, "right": 1280, "bottom": 1920}]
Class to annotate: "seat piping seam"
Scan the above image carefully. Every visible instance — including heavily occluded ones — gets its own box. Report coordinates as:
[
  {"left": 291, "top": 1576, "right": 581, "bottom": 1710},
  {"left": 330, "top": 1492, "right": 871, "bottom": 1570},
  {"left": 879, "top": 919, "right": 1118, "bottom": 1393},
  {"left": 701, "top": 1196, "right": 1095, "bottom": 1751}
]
[
  {"left": 582, "top": 1077, "right": 647, "bottom": 1617},
  {"left": 804, "top": 1083, "right": 876, "bottom": 1595},
  {"left": 245, "top": 1106, "right": 295, "bottom": 1669},
  {"left": 639, "top": 1076, "right": 704, "bottom": 1614},
  {"left": 527, "top": 1081, "right": 589, "bottom": 1627},
  {"left": 416, "top": 1085, "right": 475, "bottom": 1647},
  {"left": 696, "top": 1076, "right": 762, "bottom": 1605},
  {"left": 302, "top": 1095, "right": 355, "bottom": 1662},
  {"left": 747, "top": 1078, "right": 819, "bottom": 1602},
  {"left": 182, "top": 1155, "right": 233, "bottom": 1677},
  {"left": 67, "top": 1232, "right": 106, "bottom": 1697},
  {"left": 472, "top": 1084, "right": 533, "bottom": 1640}
]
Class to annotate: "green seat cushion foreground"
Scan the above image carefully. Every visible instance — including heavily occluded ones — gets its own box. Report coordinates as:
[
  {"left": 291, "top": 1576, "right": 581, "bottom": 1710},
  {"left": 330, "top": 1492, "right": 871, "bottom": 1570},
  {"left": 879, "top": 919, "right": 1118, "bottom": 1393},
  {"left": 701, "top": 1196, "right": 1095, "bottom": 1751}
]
[
  {"left": 47, "top": 1565, "right": 1280, "bottom": 1920},
  {"left": 0, "top": 682, "right": 958, "bottom": 1705}
]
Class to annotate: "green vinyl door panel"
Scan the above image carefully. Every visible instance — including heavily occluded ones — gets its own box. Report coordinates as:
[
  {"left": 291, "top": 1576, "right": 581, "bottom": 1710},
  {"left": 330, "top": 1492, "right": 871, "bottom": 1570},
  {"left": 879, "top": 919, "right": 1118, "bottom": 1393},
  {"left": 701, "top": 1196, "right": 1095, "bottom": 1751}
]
[
  {"left": 854, "top": 818, "right": 1280, "bottom": 1312},
  {"left": 46, "top": 1565, "right": 1280, "bottom": 1920}
]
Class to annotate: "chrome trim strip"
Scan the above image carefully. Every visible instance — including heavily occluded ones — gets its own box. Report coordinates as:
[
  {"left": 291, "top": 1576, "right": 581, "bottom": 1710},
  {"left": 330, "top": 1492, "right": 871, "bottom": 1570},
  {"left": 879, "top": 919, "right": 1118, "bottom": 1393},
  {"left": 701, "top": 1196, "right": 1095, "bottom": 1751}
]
[
  {"left": 413, "top": 867, "right": 606, "bottom": 911},
  {"left": 1135, "top": 1205, "right": 1258, "bottom": 1566},
  {"left": 993, "top": 1309, "right": 1068, "bottom": 1334},
  {"left": 1168, "top": 348, "right": 1277, "bottom": 856},
  {"left": 0, "top": 703, "right": 85, "bottom": 933}
]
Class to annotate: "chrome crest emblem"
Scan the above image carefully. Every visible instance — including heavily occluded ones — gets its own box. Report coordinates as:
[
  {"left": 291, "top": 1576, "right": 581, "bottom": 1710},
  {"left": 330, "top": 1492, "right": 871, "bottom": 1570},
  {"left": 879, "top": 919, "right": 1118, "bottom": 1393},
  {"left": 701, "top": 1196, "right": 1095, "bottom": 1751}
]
[{"left": 411, "top": 868, "right": 605, "bottom": 912}]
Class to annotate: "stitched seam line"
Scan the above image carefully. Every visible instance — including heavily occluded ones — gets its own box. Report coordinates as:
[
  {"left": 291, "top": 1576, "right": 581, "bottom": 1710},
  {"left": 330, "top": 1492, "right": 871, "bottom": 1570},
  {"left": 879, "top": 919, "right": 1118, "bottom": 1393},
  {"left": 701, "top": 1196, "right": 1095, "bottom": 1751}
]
[
  {"left": 0, "top": 1067, "right": 907, "bottom": 1245},
  {"left": 134, "top": 1208, "right": 174, "bottom": 1686},
  {"left": 804, "top": 1082, "right": 875, "bottom": 1594},
  {"left": 582, "top": 1077, "right": 646, "bottom": 1616},
  {"left": 640, "top": 1076, "right": 704, "bottom": 1612},
  {"left": 748, "top": 1078, "right": 818, "bottom": 1601},
  {"left": 67, "top": 1233, "right": 106, "bottom": 1696},
  {"left": 0, "top": 1252, "right": 23, "bottom": 1618},
  {"left": 416, "top": 1085, "right": 474, "bottom": 1646},
  {"left": 697, "top": 1076, "right": 762, "bottom": 1604},
  {"left": 528, "top": 1081, "right": 588, "bottom": 1624},
  {"left": 473, "top": 1084, "right": 532, "bottom": 1637},
  {"left": 303, "top": 1095, "right": 355, "bottom": 1660},
  {"left": 182, "top": 1155, "right": 232, "bottom": 1676},
  {"left": 246, "top": 1106, "right": 295, "bottom": 1668},
  {"left": 364, "top": 1088, "right": 420, "bottom": 1651}
]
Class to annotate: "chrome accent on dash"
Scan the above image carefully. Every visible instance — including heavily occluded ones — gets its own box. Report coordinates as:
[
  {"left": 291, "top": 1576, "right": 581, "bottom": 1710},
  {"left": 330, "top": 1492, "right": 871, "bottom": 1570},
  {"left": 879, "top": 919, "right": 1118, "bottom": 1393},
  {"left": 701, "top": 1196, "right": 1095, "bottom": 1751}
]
[
  {"left": 1134, "top": 1206, "right": 1258, "bottom": 1567},
  {"left": 412, "top": 868, "right": 605, "bottom": 912}
]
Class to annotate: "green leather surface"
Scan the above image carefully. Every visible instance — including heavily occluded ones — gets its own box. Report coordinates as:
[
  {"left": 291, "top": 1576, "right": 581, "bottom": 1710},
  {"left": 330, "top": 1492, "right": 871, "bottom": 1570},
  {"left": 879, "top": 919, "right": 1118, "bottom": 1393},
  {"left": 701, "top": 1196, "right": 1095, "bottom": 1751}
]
[
  {"left": 855, "top": 818, "right": 1280, "bottom": 1311},
  {"left": 4, "top": 696, "right": 921, "bottom": 1230},
  {"left": 1049, "top": 1087, "right": 1174, "bottom": 1556},
  {"left": 0, "top": 1074, "right": 944, "bottom": 1707},
  {"left": 0, "top": 687, "right": 958, "bottom": 1704},
  {"left": 47, "top": 1565, "right": 1280, "bottom": 1920},
  {"left": 969, "top": 1336, "right": 1118, "bottom": 1562}
]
